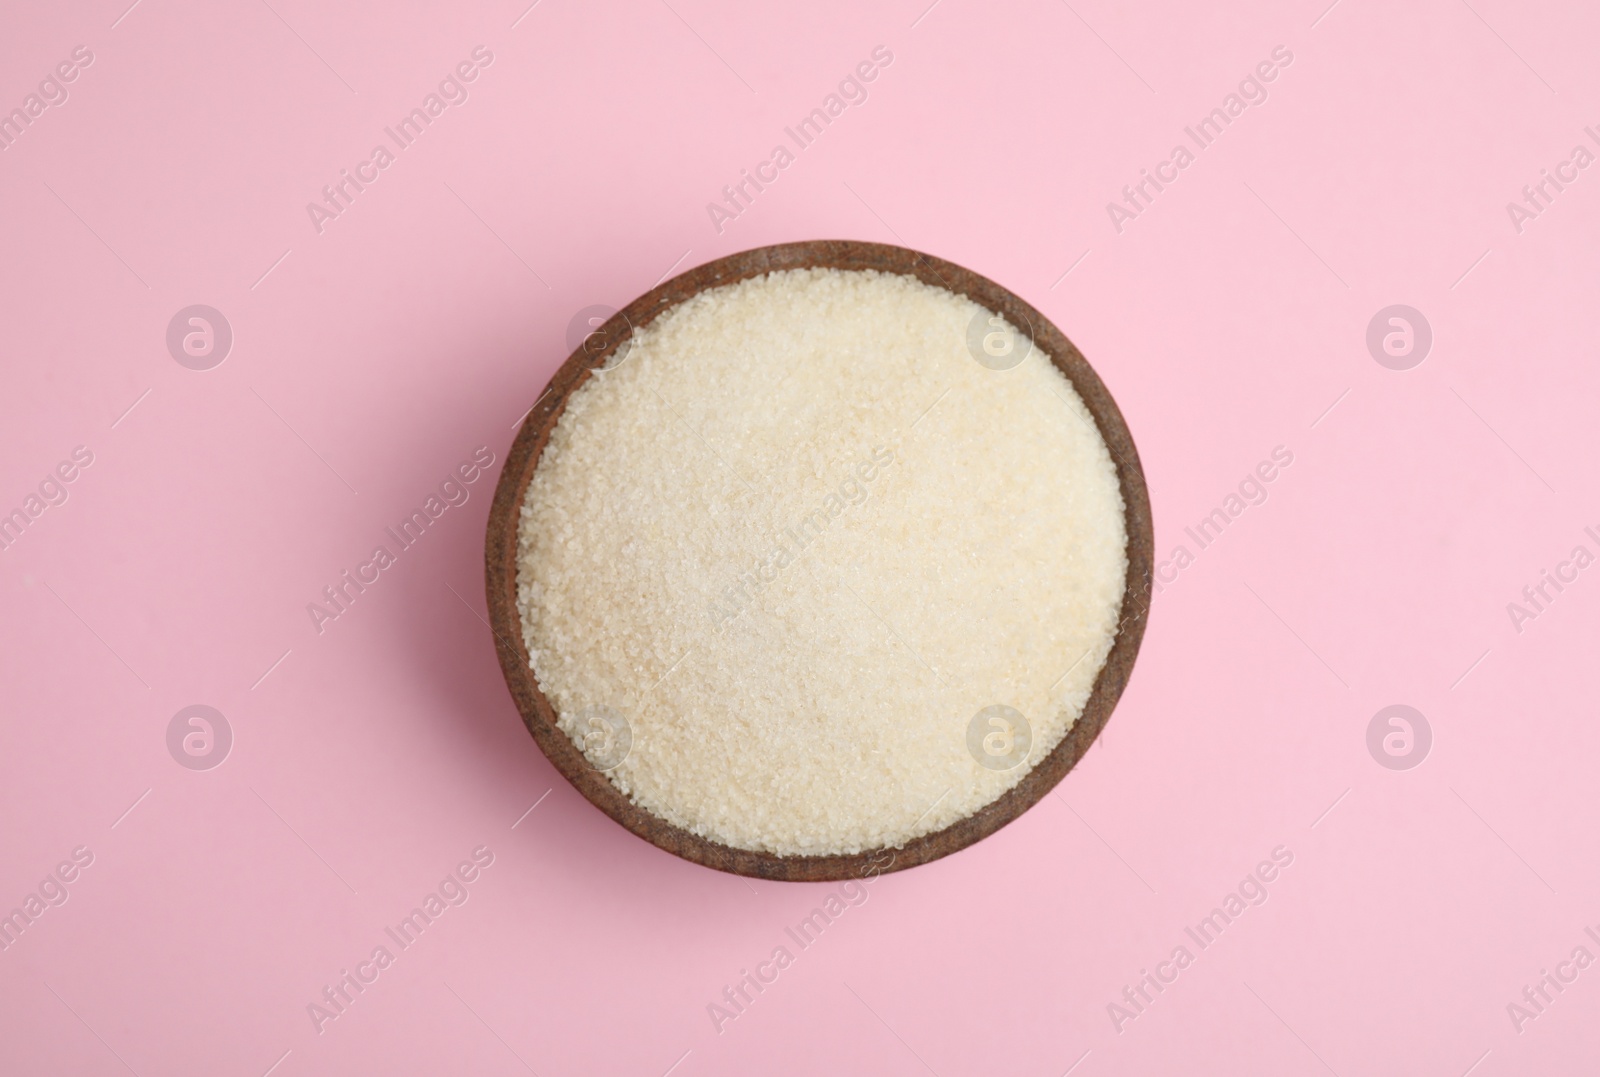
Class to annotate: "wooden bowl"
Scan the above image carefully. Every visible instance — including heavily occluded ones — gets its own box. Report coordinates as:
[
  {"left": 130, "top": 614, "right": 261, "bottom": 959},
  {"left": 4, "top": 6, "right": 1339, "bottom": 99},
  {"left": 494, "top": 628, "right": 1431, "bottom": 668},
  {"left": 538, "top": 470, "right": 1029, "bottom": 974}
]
[{"left": 485, "top": 240, "right": 1153, "bottom": 881}]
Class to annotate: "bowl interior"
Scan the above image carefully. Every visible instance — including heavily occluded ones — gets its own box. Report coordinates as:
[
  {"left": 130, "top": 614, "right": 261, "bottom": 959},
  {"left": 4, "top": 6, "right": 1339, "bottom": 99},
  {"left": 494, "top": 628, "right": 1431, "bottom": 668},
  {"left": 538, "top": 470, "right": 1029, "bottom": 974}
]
[{"left": 484, "top": 239, "right": 1153, "bottom": 881}]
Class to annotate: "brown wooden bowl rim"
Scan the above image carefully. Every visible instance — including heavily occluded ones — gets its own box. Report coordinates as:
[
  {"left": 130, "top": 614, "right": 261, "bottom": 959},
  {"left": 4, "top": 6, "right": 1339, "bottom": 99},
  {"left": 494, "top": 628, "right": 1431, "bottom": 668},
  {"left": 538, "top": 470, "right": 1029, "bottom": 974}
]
[{"left": 484, "top": 239, "right": 1154, "bottom": 882}]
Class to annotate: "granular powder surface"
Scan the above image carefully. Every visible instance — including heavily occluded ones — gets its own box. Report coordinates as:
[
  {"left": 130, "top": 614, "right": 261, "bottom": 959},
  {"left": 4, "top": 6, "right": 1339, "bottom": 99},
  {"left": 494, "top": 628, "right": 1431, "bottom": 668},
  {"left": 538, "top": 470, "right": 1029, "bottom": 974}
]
[{"left": 516, "top": 268, "right": 1127, "bottom": 856}]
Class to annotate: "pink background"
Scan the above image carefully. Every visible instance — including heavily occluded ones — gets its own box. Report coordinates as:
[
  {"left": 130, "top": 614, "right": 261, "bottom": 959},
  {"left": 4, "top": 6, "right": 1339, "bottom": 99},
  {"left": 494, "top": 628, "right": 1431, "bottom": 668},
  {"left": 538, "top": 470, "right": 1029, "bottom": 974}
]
[{"left": 2, "top": 0, "right": 1597, "bottom": 1073}]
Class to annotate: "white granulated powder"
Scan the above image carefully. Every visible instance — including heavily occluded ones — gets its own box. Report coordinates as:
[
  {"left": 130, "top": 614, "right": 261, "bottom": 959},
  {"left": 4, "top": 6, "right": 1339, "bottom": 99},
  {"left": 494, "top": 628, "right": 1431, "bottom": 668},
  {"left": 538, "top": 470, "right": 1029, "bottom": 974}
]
[{"left": 516, "top": 268, "right": 1127, "bottom": 857}]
